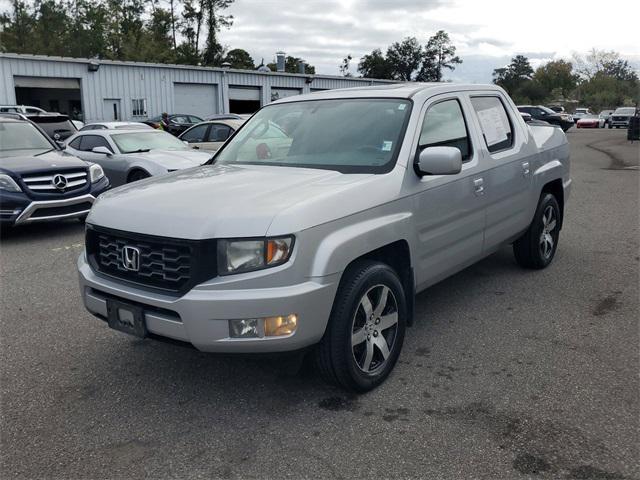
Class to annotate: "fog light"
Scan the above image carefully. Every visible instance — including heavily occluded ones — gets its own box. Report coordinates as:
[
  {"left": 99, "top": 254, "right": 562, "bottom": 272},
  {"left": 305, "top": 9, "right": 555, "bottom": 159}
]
[
  {"left": 264, "top": 314, "right": 298, "bottom": 337},
  {"left": 229, "top": 318, "right": 261, "bottom": 338}
]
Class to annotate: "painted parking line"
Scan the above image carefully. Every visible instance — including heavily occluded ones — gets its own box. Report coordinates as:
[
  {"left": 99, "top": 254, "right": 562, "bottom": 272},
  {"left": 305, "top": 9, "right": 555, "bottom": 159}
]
[{"left": 52, "top": 243, "right": 84, "bottom": 252}]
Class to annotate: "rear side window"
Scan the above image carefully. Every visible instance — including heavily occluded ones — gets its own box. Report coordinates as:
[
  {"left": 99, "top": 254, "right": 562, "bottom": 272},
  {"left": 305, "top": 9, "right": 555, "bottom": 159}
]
[
  {"left": 471, "top": 96, "right": 514, "bottom": 153},
  {"left": 208, "top": 124, "right": 232, "bottom": 142},
  {"left": 79, "top": 135, "right": 113, "bottom": 152},
  {"left": 419, "top": 98, "right": 472, "bottom": 161}
]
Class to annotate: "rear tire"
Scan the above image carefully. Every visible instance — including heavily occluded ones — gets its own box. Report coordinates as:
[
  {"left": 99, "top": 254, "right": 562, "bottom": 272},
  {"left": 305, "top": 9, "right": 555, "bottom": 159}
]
[
  {"left": 315, "top": 260, "right": 407, "bottom": 392},
  {"left": 513, "top": 193, "right": 561, "bottom": 269},
  {"left": 127, "top": 170, "right": 150, "bottom": 183}
]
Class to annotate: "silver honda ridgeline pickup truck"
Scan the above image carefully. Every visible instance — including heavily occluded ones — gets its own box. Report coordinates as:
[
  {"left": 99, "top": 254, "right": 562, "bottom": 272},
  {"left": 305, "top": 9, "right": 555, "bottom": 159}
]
[{"left": 78, "top": 84, "right": 570, "bottom": 392}]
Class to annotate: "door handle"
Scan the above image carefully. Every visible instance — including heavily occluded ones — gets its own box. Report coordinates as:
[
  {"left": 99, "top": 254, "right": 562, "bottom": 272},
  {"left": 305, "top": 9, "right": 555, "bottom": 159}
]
[
  {"left": 522, "top": 161, "right": 530, "bottom": 176},
  {"left": 473, "top": 178, "right": 484, "bottom": 196}
]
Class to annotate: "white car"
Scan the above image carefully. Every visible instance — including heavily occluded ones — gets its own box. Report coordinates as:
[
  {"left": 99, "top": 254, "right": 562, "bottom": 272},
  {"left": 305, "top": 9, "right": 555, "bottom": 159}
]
[
  {"left": 80, "top": 121, "right": 153, "bottom": 131},
  {"left": 179, "top": 119, "right": 244, "bottom": 152},
  {"left": 0, "top": 105, "right": 47, "bottom": 115},
  {"left": 65, "top": 129, "right": 212, "bottom": 186}
]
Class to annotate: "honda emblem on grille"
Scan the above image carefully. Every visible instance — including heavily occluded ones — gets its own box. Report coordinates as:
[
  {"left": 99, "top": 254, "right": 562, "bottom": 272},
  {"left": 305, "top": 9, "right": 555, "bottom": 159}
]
[
  {"left": 52, "top": 174, "right": 68, "bottom": 191},
  {"left": 122, "top": 246, "right": 140, "bottom": 271}
]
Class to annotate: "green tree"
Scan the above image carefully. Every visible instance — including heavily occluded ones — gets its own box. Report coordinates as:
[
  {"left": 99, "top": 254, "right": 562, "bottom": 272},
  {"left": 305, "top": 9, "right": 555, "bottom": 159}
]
[
  {"left": 385, "top": 37, "right": 423, "bottom": 80},
  {"left": 224, "top": 48, "right": 255, "bottom": 69},
  {"left": 201, "top": 0, "right": 234, "bottom": 66},
  {"left": 0, "top": 0, "right": 35, "bottom": 53},
  {"left": 492, "top": 55, "right": 534, "bottom": 95},
  {"left": 418, "top": 30, "right": 461, "bottom": 82},
  {"left": 267, "top": 56, "right": 316, "bottom": 74},
  {"left": 532, "top": 60, "right": 578, "bottom": 100},
  {"left": 339, "top": 54, "right": 353, "bottom": 77},
  {"left": 357, "top": 48, "right": 394, "bottom": 79}
]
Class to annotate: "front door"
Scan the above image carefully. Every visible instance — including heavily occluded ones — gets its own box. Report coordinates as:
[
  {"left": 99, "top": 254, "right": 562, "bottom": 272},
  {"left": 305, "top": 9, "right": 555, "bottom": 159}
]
[
  {"left": 103, "top": 99, "right": 121, "bottom": 121},
  {"left": 410, "top": 95, "right": 487, "bottom": 290}
]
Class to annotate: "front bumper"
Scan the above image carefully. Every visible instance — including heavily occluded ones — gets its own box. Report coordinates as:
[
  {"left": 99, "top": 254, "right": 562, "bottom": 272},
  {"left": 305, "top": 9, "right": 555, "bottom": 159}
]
[
  {"left": 1, "top": 177, "right": 109, "bottom": 226},
  {"left": 78, "top": 253, "right": 339, "bottom": 353}
]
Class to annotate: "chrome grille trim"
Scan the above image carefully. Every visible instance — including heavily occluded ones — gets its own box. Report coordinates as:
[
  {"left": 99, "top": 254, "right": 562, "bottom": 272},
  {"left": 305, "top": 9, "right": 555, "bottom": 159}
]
[{"left": 21, "top": 169, "right": 88, "bottom": 193}]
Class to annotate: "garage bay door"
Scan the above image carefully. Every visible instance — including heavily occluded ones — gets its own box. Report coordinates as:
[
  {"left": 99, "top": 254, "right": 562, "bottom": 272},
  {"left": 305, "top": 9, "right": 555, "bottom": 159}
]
[
  {"left": 228, "top": 86, "right": 261, "bottom": 114},
  {"left": 174, "top": 83, "right": 218, "bottom": 118}
]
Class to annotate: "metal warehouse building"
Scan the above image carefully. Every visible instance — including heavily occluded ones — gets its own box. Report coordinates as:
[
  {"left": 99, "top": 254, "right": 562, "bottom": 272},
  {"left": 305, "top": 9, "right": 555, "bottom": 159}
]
[{"left": 0, "top": 53, "right": 393, "bottom": 123}]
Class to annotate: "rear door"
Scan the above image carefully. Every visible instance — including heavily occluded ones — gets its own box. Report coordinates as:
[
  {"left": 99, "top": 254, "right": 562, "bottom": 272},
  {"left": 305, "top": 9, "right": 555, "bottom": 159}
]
[
  {"left": 411, "top": 94, "right": 488, "bottom": 289},
  {"left": 468, "top": 94, "right": 532, "bottom": 252},
  {"left": 180, "top": 123, "right": 210, "bottom": 150}
]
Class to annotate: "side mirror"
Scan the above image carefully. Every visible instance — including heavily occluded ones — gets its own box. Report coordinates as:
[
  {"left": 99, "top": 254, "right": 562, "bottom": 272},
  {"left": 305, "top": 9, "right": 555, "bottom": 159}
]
[
  {"left": 183, "top": 140, "right": 189, "bottom": 145},
  {"left": 92, "top": 146, "right": 112, "bottom": 156},
  {"left": 416, "top": 146, "right": 462, "bottom": 176}
]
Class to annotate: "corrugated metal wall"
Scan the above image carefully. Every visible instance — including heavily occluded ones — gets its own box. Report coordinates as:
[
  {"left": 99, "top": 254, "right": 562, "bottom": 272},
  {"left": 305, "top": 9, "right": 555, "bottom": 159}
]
[{"left": 0, "top": 54, "right": 395, "bottom": 123}]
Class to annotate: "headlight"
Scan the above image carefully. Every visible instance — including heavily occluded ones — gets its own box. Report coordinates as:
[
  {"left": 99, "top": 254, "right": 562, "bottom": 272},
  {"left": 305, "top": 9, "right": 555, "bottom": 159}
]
[
  {"left": 0, "top": 174, "right": 22, "bottom": 192},
  {"left": 89, "top": 164, "right": 105, "bottom": 183},
  {"left": 217, "top": 236, "right": 294, "bottom": 275}
]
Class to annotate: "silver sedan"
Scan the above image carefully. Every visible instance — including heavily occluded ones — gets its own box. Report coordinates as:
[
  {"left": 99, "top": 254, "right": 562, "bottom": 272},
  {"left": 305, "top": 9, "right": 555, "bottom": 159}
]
[{"left": 65, "top": 129, "right": 212, "bottom": 186}]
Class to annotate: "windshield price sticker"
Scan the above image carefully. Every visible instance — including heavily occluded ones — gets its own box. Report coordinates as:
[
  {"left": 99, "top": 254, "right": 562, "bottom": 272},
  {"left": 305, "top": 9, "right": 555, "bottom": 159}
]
[{"left": 381, "top": 141, "right": 393, "bottom": 151}]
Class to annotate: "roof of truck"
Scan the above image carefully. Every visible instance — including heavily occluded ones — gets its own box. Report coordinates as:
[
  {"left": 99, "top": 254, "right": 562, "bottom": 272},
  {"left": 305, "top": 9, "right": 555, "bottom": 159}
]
[{"left": 275, "top": 82, "right": 504, "bottom": 104}]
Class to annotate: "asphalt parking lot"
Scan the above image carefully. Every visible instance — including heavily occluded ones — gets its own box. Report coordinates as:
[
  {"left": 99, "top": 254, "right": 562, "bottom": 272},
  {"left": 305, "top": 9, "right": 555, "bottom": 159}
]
[{"left": 1, "top": 128, "right": 638, "bottom": 479}]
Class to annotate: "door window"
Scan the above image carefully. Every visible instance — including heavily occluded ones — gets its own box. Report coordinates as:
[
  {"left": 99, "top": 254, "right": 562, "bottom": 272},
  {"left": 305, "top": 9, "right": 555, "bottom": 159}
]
[
  {"left": 181, "top": 124, "right": 208, "bottom": 143},
  {"left": 471, "top": 96, "right": 514, "bottom": 153},
  {"left": 419, "top": 99, "right": 472, "bottom": 161},
  {"left": 208, "top": 124, "right": 232, "bottom": 142},
  {"left": 79, "top": 135, "right": 113, "bottom": 153}
]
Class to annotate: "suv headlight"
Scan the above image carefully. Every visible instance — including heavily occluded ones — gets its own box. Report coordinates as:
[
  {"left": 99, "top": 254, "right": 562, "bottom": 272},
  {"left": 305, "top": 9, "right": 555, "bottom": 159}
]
[
  {"left": 218, "top": 236, "right": 294, "bottom": 275},
  {"left": 89, "top": 164, "right": 105, "bottom": 183},
  {"left": 0, "top": 174, "right": 22, "bottom": 192}
]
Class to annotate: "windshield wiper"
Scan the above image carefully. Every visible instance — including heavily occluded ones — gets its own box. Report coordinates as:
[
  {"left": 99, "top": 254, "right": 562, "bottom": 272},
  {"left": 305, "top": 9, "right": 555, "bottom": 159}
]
[
  {"left": 126, "top": 148, "right": 151, "bottom": 154},
  {"left": 34, "top": 148, "right": 55, "bottom": 156}
]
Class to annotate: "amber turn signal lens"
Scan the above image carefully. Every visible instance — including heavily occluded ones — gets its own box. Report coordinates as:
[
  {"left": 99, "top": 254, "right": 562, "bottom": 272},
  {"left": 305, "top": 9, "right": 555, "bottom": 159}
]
[
  {"left": 266, "top": 238, "right": 292, "bottom": 265},
  {"left": 264, "top": 314, "right": 298, "bottom": 337}
]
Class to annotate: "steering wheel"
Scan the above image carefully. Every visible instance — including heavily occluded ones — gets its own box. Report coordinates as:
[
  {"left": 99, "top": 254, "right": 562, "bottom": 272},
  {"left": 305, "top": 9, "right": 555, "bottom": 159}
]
[{"left": 256, "top": 143, "right": 272, "bottom": 160}]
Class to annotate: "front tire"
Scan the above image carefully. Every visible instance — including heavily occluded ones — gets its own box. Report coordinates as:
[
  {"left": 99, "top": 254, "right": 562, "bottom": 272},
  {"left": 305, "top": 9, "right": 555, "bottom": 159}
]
[
  {"left": 315, "top": 260, "right": 407, "bottom": 392},
  {"left": 513, "top": 193, "right": 561, "bottom": 269}
]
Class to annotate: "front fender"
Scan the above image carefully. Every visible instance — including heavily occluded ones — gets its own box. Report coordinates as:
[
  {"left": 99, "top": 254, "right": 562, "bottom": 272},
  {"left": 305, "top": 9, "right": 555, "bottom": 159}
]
[{"left": 310, "top": 211, "right": 413, "bottom": 277}]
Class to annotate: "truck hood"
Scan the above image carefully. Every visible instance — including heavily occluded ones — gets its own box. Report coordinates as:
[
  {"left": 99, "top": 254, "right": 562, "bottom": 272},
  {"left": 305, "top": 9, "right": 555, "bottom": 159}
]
[
  {"left": 131, "top": 149, "right": 212, "bottom": 170},
  {"left": 0, "top": 150, "right": 87, "bottom": 174},
  {"left": 88, "top": 163, "right": 396, "bottom": 239}
]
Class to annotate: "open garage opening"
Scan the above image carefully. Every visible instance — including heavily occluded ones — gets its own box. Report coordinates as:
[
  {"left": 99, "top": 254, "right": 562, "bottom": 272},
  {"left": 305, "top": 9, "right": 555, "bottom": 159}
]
[
  {"left": 14, "top": 76, "right": 82, "bottom": 120},
  {"left": 228, "top": 86, "right": 261, "bottom": 114}
]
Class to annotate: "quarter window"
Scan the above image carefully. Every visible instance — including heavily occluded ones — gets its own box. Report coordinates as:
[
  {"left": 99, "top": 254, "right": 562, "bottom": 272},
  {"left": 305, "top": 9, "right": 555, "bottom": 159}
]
[
  {"left": 132, "top": 99, "right": 147, "bottom": 117},
  {"left": 68, "top": 137, "right": 82, "bottom": 149},
  {"left": 419, "top": 99, "right": 472, "bottom": 161},
  {"left": 79, "top": 135, "right": 113, "bottom": 153},
  {"left": 471, "top": 96, "right": 514, "bottom": 153}
]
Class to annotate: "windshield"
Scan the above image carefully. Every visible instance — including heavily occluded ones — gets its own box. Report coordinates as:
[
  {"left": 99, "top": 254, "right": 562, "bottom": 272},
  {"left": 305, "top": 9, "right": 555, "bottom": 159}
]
[
  {"left": 214, "top": 98, "right": 412, "bottom": 173},
  {"left": 615, "top": 108, "right": 635, "bottom": 115},
  {"left": 575, "top": 109, "right": 588, "bottom": 114},
  {"left": 112, "top": 131, "right": 189, "bottom": 153},
  {"left": 539, "top": 106, "right": 556, "bottom": 114},
  {"left": 0, "top": 122, "right": 53, "bottom": 157}
]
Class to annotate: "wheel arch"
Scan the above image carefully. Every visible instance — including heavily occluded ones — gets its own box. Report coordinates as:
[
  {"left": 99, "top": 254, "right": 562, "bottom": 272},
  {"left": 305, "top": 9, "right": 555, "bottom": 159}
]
[{"left": 541, "top": 178, "right": 564, "bottom": 229}]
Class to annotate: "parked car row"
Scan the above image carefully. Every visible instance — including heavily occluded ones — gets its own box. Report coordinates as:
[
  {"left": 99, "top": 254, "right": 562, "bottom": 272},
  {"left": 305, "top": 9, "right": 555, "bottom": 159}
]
[{"left": 521, "top": 104, "right": 637, "bottom": 130}]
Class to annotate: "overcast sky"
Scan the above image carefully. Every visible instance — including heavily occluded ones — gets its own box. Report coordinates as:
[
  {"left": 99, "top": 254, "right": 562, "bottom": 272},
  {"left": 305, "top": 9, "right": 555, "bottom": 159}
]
[{"left": 219, "top": 0, "right": 639, "bottom": 81}]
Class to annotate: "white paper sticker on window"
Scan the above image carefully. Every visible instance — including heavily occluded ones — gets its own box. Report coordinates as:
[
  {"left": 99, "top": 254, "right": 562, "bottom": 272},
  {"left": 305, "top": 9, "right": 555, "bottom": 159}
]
[
  {"left": 381, "top": 141, "right": 393, "bottom": 151},
  {"left": 477, "top": 107, "right": 508, "bottom": 147},
  {"left": 398, "top": 104, "right": 407, "bottom": 110}
]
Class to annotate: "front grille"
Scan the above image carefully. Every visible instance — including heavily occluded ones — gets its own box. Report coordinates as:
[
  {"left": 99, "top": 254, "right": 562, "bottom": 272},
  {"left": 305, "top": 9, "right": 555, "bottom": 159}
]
[
  {"left": 21, "top": 169, "right": 88, "bottom": 193},
  {"left": 86, "top": 226, "right": 217, "bottom": 295},
  {"left": 612, "top": 116, "right": 628, "bottom": 122},
  {"left": 30, "top": 201, "right": 93, "bottom": 218}
]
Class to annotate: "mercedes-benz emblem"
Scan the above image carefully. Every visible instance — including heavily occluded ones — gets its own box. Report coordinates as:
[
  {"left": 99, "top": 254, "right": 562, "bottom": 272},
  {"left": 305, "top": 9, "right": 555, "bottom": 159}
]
[{"left": 52, "top": 174, "right": 68, "bottom": 191}]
